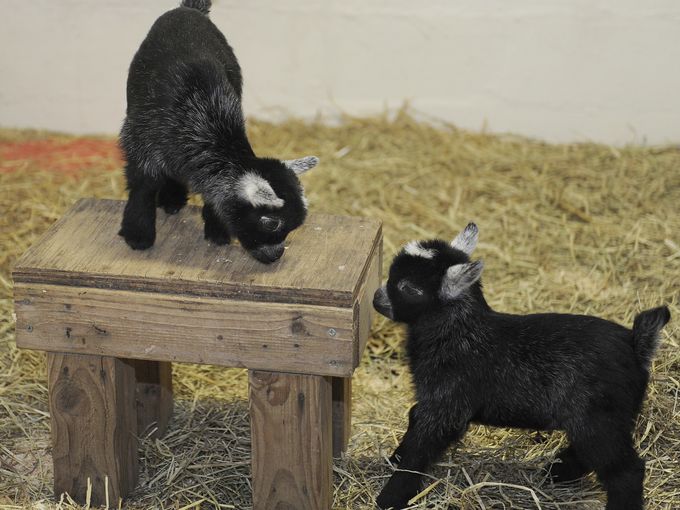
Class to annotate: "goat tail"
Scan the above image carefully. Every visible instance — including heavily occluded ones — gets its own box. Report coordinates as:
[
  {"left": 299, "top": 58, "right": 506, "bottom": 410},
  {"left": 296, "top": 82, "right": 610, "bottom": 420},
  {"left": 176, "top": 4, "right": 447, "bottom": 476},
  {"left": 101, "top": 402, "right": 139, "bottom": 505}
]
[
  {"left": 632, "top": 306, "right": 670, "bottom": 368},
  {"left": 181, "top": 0, "right": 211, "bottom": 15}
]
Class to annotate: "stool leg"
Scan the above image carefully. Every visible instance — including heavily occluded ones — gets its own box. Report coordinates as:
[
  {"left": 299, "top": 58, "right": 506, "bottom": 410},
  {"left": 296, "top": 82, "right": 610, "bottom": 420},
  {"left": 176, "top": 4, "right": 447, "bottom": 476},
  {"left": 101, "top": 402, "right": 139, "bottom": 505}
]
[
  {"left": 332, "top": 377, "right": 351, "bottom": 457},
  {"left": 47, "top": 352, "right": 138, "bottom": 506},
  {"left": 249, "top": 370, "right": 332, "bottom": 510},
  {"left": 131, "top": 360, "right": 173, "bottom": 438}
]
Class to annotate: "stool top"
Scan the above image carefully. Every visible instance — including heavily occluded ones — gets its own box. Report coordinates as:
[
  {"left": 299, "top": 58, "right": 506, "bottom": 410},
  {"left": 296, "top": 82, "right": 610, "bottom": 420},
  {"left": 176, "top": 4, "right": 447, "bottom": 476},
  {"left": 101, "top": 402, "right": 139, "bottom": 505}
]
[{"left": 13, "top": 198, "right": 382, "bottom": 308}]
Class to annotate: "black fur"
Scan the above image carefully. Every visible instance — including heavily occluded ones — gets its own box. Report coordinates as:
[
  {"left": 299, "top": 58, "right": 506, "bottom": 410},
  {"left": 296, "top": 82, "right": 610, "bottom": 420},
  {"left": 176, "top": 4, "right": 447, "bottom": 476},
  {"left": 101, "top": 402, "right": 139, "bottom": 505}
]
[
  {"left": 373, "top": 226, "right": 670, "bottom": 510},
  {"left": 119, "top": 0, "right": 316, "bottom": 263},
  {"left": 182, "top": 0, "right": 211, "bottom": 14}
]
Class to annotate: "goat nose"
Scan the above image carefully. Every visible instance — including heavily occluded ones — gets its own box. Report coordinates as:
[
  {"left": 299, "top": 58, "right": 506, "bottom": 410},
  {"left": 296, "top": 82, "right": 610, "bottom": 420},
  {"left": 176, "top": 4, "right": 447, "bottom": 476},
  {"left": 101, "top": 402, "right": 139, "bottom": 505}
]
[
  {"left": 372, "top": 286, "right": 395, "bottom": 320},
  {"left": 373, "top": 287, "right": 386, "bottom": 304},
  {"left": 250, "top": 242, "right": 285, "bottom": 264},
  {"left": 270, "top": 243, "right": 285, "bottom": 260}
]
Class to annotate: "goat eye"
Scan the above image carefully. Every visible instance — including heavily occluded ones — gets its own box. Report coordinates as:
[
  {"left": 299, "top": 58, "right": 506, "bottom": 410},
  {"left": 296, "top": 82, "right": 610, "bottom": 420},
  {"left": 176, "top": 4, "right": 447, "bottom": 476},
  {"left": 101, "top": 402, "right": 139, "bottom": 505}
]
[
  {"left": 260, "top": 216, "right": 282, "bottom": 232},
  {"left": 397, "top": 280, "right": 424, "bottom": 298}
]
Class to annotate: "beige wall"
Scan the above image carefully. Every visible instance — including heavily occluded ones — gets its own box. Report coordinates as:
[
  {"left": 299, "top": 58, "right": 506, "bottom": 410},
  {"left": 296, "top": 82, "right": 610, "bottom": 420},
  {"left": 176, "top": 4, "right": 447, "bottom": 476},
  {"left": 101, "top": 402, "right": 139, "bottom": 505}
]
[{"left": 1, "top": 0, "right": 679, "bottom": 145}]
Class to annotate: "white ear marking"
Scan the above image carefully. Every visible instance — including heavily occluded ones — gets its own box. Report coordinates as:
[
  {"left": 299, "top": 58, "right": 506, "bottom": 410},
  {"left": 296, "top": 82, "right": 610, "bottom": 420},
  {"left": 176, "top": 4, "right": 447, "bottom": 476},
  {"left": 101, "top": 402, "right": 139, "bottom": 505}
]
[
  {"left": 439, "top": 260, "right": 484, "bottom": 300},
  {"left": 282, "top": 156, "right": 319, "bottom": 175},
  {"left": 451, "top": 222, "right": 479, "bottom": 255},
  {"left": 237, "top": 172, "right": 284, "bottom": 208},
  {"left": 404, "top": 241, "right": 436, "bottom": 259}
]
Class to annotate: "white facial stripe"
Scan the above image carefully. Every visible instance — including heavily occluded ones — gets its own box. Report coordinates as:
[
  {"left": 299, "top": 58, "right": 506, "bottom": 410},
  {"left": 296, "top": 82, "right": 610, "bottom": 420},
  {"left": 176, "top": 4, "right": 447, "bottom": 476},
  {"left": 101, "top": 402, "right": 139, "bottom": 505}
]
[
  {"left": 237, "top": 172, "right": 284, "bottom": 208},
  {"left": 404, "top": 241, "right": 436, "bottom": 259},
  {"left": 451, "top": 222, "right": 478, "bottom": 255}
]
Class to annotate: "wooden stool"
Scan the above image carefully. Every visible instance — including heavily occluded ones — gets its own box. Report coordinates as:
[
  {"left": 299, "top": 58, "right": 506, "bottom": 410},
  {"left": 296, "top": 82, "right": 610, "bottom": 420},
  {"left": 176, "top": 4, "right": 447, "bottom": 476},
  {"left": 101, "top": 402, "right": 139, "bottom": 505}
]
[{"left": 12, "top": 198, "right": 381, "bottom": 509}]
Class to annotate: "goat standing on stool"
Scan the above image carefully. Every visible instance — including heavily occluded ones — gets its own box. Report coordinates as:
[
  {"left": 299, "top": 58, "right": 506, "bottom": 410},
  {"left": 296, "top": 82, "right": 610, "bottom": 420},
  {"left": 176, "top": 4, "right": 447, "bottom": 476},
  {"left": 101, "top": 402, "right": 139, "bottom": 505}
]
[
  {"left": 119, "top": 0, "right": 318, "bottom": 263},
  {"left": 373, "top": 223, "right": 670, "bottom": 510}
]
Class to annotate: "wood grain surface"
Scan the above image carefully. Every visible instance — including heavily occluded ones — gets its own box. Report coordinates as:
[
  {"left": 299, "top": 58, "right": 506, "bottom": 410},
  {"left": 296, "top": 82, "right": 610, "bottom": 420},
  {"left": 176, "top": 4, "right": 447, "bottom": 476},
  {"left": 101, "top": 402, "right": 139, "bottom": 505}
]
[
  {"left": 353, "top": 236, "right": 382, "bottom": 360},
  {"left": 13, "top": 198, "right": 384, "bottom": 508},
  {"left": 131, "top": 360, "right": 173, "bottom": 438},
  {"left": 249, "top": 370, "right": 332, "bottom": 510},
  {"left": 15, "top": 283, "right": 357, "bottom": 376},
  {"left": 13, "top": 198, "right": 382, "bottom": 307},
  {"left": 331, "top": 377, "right": 351, "bottom": 457},
  {"left": 48, "top": 352, "right": 138, "bottom": 506}
]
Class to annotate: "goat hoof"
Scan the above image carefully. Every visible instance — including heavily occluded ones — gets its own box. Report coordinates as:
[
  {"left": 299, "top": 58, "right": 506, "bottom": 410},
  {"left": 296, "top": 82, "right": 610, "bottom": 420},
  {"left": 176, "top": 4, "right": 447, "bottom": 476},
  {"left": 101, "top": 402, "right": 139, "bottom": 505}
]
[
  {"left": 376, "top": 489, "right": 410, "bottom": 510},
  {"left": 161, "top": 204, "right": 183, "bottom": 215},
  {"left": 546, "top": 459, "right": 586, "bottom": 483},
  {"left": 119, "top": 228, "right": 155, "bottom": 250}
]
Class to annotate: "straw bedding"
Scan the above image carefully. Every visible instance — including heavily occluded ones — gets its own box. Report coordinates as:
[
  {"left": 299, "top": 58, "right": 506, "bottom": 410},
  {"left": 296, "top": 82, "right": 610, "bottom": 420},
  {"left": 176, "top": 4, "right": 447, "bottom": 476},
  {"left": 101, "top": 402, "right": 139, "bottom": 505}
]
[{"left": 1, "top": 111, "right": 678, "bottom": 509}]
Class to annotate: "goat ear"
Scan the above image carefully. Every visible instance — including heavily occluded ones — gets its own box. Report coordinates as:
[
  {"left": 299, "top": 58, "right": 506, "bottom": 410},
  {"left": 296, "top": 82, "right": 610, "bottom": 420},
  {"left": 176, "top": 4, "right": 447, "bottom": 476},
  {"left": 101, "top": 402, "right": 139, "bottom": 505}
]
[
  {"left": 237, "top": 172, "right": 284, "bottom": 208},
  {"left": 282, "top": 156, "right": 319, "bottom": 175},
  {"left": 439, "top": 260, "right": 484, "bottom": 300},
  {"left": 451, "top": 222, "right": 478, "bottom": 255}
]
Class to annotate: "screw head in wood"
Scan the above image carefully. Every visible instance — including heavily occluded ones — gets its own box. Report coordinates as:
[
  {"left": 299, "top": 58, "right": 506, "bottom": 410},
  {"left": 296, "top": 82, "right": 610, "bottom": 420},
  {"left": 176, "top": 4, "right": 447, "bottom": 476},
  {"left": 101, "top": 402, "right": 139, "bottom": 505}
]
[{"left": 328, "top": 328, "right": 337, "bottom": 337}]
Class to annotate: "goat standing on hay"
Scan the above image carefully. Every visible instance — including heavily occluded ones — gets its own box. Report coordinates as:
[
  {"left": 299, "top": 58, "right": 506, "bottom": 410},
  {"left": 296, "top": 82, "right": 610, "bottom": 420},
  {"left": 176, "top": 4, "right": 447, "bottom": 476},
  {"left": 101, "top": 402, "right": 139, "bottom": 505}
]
[
  {"left": 373, "top": 223, "right": 670, "bottom": 510},
  {"left": 119, "top": 0, "right": 318, "bottom": 263}
]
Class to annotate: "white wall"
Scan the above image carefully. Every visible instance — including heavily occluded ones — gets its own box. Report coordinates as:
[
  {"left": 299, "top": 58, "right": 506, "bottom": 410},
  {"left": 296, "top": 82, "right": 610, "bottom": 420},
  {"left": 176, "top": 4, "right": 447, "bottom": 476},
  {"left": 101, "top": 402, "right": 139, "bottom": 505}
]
[{"left": 1, "top": 0, "right": 679, "bottom": 145}]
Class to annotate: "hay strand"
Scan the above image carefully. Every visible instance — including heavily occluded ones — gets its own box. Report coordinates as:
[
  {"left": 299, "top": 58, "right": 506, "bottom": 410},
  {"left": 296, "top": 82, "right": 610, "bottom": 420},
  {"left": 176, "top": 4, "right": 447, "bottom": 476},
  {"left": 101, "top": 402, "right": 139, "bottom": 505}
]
[{"left": 1, "top": 110, "right": 679, "bottom": 508}]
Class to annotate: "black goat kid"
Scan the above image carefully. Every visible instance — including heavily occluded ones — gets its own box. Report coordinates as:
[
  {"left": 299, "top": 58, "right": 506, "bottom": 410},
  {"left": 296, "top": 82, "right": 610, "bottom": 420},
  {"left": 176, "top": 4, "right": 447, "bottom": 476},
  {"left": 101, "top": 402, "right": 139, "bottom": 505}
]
[
  {"left": 372, "top": 223, "right": 670, "bottom": 510},
  {"left": 119, "top": 0, "right": 318, "bottom": 263}
]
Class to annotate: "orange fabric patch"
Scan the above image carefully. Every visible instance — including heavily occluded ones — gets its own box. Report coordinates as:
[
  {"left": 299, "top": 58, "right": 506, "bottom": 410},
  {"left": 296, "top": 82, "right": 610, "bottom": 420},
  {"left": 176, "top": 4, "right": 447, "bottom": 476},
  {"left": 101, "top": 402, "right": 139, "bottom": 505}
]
[{"left": 0, "top": 138, "right": 123, "bottom": 175}]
